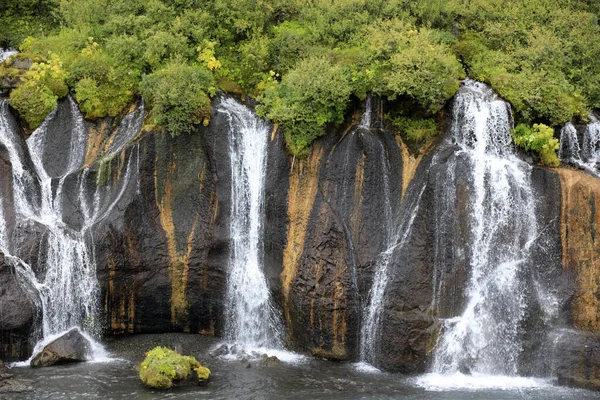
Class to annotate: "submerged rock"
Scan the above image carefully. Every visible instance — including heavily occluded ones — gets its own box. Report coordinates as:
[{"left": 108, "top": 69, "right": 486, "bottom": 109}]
[
  {"left": 30, "top": 329, "right": 91, "bottom": 367},
  {"left": 212, "top": 344, "right": 229, "bottom": 357},
  {"left": 259, "top": 355, "right": 281, "bottom": 368},
  {"left": 0, "top": 377, "right": 33, "bottom": 393}
]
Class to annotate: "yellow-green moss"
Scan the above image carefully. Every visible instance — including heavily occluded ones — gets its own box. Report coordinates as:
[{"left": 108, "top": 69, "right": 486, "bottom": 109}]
[{"left": 139, "top": 346, "right": 210, "bottom": 390}]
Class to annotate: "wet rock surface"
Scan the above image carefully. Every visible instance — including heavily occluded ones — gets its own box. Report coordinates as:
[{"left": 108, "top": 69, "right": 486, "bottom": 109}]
[
  {"left": 31, "top": 329, "right": 91, "bottom": 367},
  {"left": 0, "top": 252, "right": 38, "bottom": 362},
  {"left": 1, "top": 94, "right": 600, "bottom": 388}
]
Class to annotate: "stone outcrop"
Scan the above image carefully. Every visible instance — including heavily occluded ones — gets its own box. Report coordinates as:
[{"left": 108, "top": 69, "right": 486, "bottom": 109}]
[
  {"left": 30, "top": 328, "right": 91, "bottom": 367},
  {"left": 552, "top": 169, "right": 600, "bottom": 389},
  {"left": 0, "top": 252, "right": 38, "bottom": 362}
]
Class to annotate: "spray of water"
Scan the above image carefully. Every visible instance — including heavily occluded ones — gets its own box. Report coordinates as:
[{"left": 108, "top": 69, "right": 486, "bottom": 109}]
[
  {"left": 0, "top": 98, "right": 142, "bottom": 363},
  {"left": 218, "top": 97, "right": 283, "bottom": 352}
]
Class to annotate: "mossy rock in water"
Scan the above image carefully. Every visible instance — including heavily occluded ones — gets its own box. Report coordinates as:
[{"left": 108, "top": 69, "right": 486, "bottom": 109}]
[
  {"left": 139, "top": 346, "right": 211, "bottom": 389},
  {"left": 194, "top": 365, "right": 211, "bottom": 385}
]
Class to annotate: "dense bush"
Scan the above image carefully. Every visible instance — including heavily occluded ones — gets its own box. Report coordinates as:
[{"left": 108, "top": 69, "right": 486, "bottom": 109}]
[
  {"left": 4, "top": 0, "right": 600, "bottom": 154},
  {"left": 9, "top": 81, "right": 57, "bottom": 130},
  {"left": 257, "top": 56, "right": 353, "bottom": 156},
  {"left": 512, "top": 123, "right": 560, "bottom": 167},
  {"left": 8, "top": 53, "right": 69, "bottom": 129},
  {"left": 140, "top": 60, "right": 215, "bottom": 136},
  {"left": 391, "top": 116, "right": 439, "bottom": 143},
  {"left": 139, "top": 346, "right": 210, "bottom": 389}
]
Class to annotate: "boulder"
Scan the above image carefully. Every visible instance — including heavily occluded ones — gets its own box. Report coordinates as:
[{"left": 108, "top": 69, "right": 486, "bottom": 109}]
[
  {"left": 552, "top": 329, "right": 600, "bottom": 391},
  {"left": 30, "top": 329, "right": 91, "bottom": 367},
  {"left": 259, "top": 355, "right": 281, "bottom": 368}
]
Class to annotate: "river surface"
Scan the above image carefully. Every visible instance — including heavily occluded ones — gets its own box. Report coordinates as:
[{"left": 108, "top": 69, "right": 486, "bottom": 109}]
[{"left": 6, "top": 334, "right": 598, "bottom": 399}]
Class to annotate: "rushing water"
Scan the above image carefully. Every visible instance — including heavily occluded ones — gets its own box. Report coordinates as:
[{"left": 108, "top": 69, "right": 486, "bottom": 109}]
[
  {"left": 10, "top": 333, "right": 599, "bottom": 400},
  {"left": 0, "top": 98, "right": 142, "bottom": 362},
  {"left": 559, "top": 115, "right": 600, "bottom": 175},
  {"left": 428, "top": 80, "right": 540, "bottom": 381},
  {"left": 358, "top": 93, "right": 424, "bottom": 367},
  {"left": 219, "top": 97, "right": 283, "bottom": 352}
]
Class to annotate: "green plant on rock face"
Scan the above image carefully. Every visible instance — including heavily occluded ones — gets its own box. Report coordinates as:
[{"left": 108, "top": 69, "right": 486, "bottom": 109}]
[
  {"left": 139, "top": 346, "right": 210, "bottom": 389},
  {"left": 390, "top": 116, "right": 439, "bottom": 142},
  {"left": 9, "top": 80, "right": 57, "bottom": 130},
  {"left": 140, "top": 60, "right": 215, "bottom": 137},
  {"left": 512, "top": 123, "right": 560, "bottom": 167},
  {"left": 256, "top": 56, "right": 353, "bottom": 157}
]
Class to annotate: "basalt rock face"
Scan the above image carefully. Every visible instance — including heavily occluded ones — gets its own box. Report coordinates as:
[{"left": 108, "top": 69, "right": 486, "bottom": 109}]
[
  {"left": 94, "top": 102, "right": 233, "bottom": 336},
  {"left": 552, "top": 169, "right": 600, "bottom": 389},
  {"left": 0, "top": 253, "right": 38, "bottom": 361},
  {"left": 2, "top": 92, "right": 600, "bottom": 390},
  {"left": 280, "top": 126, "right": 409, "bottom": 360}
]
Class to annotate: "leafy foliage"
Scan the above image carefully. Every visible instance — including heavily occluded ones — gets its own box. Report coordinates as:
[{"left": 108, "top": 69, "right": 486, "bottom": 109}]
[
  {"left": 139, "top": 346, "right": 210, "bottom": 389},
  {"left": 512, "top": 123, "right": 560, "bottom": 167},
  {"left": 391, "top": 116, "right": 439, "bottom": 143},
  {"left": 9, "top": 80, "right": 57, "bottom": 130},
  {"left": 140, "top": 60, "right": 215, "bottom": 136},
  {"left": 257, "top": 56, "right": 352, "bottom": 156},
  {"left": 4, "top": 0, "right": 600, "bottom": 154}
]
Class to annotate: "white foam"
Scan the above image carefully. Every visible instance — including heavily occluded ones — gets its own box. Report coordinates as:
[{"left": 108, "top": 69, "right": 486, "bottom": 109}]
[
  {"left": 354, "top": 361, "right": 381, "bottom": 373},
  {"left": 214, "top": 342, "right": 307, "bottom": 364},
  {"left": 0, "top": 49, "right": 17, "bottom": 63},
  {"left": 11, "top": 328, "right": 115, "bottom": 367},
  {"left": 413, "top": 372, "right": 553, "bottom": 391}
]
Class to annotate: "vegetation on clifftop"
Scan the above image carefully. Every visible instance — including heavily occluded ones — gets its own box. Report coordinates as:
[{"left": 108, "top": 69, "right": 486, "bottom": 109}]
[{"left": 2, "top": 0, "right": 600, "bottom": 158}]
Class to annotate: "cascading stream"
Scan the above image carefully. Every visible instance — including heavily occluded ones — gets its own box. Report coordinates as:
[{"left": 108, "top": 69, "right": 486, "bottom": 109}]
[
  {"left": 219, "top": 97, "right": 283, "bottom": 351},
  {"left": 358, "top": 116, "right": 424, "bottom": 367},
  {"left": 559, "top": 114, "right": 600, "bottom": 176},
  {"left": 430, "top": 79, "right": 538, "bottom": 376},
  {"left": 0, "top": 98, "right": 142, "bottom": 362}
]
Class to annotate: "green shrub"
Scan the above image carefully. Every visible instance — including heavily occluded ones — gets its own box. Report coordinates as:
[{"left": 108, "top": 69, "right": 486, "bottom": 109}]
[
  {"left": 391, "top": 116, "right": 438, "bottom": 142},
  {"left": 140, "top": 60, "right": 215, "bottom": 136},
  {"left": 9, "top": 80, "right": 57, "bottom": 130},
  {"left": 268, "top": 21, "right": 312, "bottom": 73},
  {"left": 374, "top": 27, "right": 465, "bottom": 114},
  {"left": 139, "top": 346, "right": 210, "bottom": 390},
  {"left": 257, "top": 56, "right": 352, "bottom": 157},
  {"left": 512, "top": 123, "right": 560, "bottom": 167}
]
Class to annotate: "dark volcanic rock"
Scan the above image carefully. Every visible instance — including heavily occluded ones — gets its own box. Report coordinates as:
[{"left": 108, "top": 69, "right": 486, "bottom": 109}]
[
  {"left": 0, "top": 253, "right": 38, "bottom": 361},
  {"left": 30, "top": 328, "right": 91, "bottom": 367},
  {"left": 281, "top": 124, "right": 406, "bottom": 361},
  {"left": 259, "top": 355, "right": 281, "bottom": 368},
  {"left": 553, "top": 329, "right": 600, "bottom": 391}
]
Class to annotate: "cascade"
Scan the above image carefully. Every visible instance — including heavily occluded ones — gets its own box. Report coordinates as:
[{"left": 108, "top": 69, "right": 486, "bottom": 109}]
[
  {"left": 0, "top": 48, "right": 17, "bottom": 63},
  {"left": 0, "top": 98, "right": 142, "bottom": 362},
  {"left": 358, "top": 104, "right": 424, "bottom": 367},
  {"left": 219, "top": 97, "right": 283, "bottom": 351},
  {"left": 429, "top": 79, "right": 539, "bottom": 377},
  {"left": 558, "top": 122, "right": 581, "bottom": 164},
  {"left": 582, "top": 114, "right": 600, "bottom": 168},
  {"left": 359, "top": 94, "right": 372, "bottom": 129},
  {"left": 558, "top": 116, "right": 600, "bottom": 175}
]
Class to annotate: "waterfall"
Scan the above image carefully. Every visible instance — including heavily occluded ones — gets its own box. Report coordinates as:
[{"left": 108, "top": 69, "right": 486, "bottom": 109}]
[
  {"left": 358, "top": 126, "right": 424, "bottom": 368},
  {"left": 0, "top": 48, "right": 17, "bottom": 63},
  {"left": 582, "top": 115, "right": 600, "bottom": 168},
  {"left": 558, "top": 122, "right": 581, "bottom": 164},
  {"left": 430, "top": 79, "right": 538, "bottom": 377},
  {"left": 0, "top": 98, "right": 142, "bottom": 362},
  {"left": 359, "top": 94, "right": 372, "bottom": 129},
  {"left": 559, "top": 116, "right": 600, "bottom": 176},
  {"left": 219, "top": 97, "right": 282, "bottom": 351}
]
